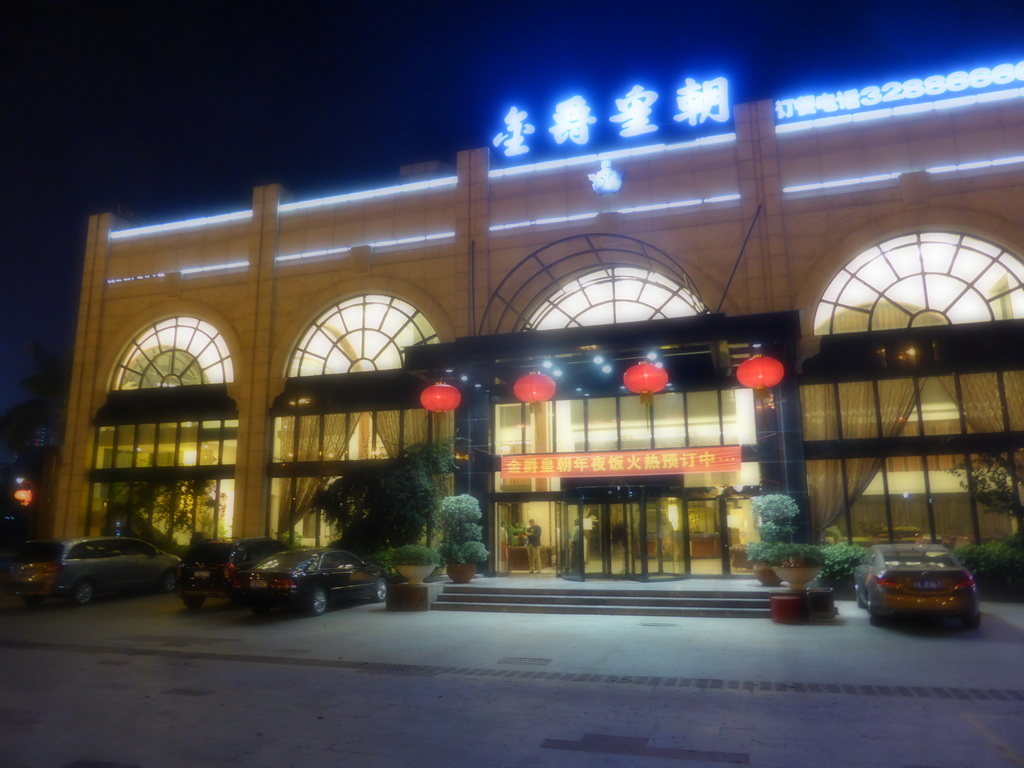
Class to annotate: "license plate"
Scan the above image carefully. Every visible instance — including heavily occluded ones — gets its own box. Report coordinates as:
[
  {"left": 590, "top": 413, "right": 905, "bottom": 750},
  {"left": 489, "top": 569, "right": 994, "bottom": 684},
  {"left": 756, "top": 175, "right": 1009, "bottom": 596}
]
[
  {"left": 194, "top": 569, "right": 210, "bottom": 579},
  {"left": 250, "top": 579, "right": 267, "bottom": 589},
  {"left": 914, "top": 580, "right": 943, "bottom": 590}
]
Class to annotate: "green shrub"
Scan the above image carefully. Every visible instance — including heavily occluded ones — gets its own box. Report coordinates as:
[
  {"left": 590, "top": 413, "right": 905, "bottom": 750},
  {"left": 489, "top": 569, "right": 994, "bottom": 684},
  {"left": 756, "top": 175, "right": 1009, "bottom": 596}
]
[
  {"left": 745, "top": 541, "right": 780, "bottom": 564},
  {"left": 955, "top": 541, "right": 1024, "bottom": 586},
  {"left": 817, "top": 543, "right": 868, "bottom": 584},
  {"left": 435, "top": 494, "right": 490, "bottom": 565},
  {"left": 762, "top": 542, "right": 825, "bottom": 568},
  {"left": 751, "top": 494, "right": 798, "bottom": 544},
  {"left": 389, "top": 544, "right": 441, "bottom": 566}
]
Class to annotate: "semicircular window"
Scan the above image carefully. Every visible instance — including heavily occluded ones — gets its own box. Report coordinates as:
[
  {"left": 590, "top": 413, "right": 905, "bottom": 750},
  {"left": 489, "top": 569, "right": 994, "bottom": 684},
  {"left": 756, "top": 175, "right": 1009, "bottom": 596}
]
[
  {"left": 113, "top": 317, "right": 233, "bottom": 390},
  {"left": 814, "top": 232, "right": 1024, "bottom": 335},
  {"left": 524, "top": 266, "right": 706, "bottom": 330},
  {"left": 288, "top": 294, "right": 439, "bottom": 376}
]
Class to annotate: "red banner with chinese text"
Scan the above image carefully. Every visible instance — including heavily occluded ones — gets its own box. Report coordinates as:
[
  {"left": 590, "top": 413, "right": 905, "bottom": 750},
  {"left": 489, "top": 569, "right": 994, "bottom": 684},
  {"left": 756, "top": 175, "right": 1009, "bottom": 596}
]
[{"left": 500, "top": 446, "right": 741, "bottom": 479}]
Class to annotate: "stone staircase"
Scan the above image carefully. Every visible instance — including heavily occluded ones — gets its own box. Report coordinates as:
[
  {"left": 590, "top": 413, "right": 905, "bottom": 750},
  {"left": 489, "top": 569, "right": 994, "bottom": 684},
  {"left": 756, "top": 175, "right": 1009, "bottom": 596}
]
[{"left": 431, "top": 584, "right": 772, "bottom": 618}]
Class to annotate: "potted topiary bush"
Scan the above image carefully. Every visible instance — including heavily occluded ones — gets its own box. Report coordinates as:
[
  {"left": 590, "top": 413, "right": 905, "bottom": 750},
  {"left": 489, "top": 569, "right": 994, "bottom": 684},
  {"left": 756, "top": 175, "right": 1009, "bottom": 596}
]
[
  {"left": 749, "top": 494, "right": 800, "bottom": 586},
  {"left": 764, "top": 542, "right": 826, "bottom": 591},
  {"left": 390, "top": 544, "right": 440, "bottom": 586},
  {"left": 435, "top": 494, "right": 490, "bottom": 584}
]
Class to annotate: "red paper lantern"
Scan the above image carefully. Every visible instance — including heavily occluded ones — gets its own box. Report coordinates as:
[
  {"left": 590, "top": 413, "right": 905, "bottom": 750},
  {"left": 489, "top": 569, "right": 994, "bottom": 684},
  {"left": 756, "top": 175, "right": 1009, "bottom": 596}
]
[
  {"left": 736, "top": 355, "right": 784, "bottom": 389},
  {"left": 419, "top": 382, "right": 461, "bottom": 412},
  {"left": 513, "top": 372, "right": 556, "bottom": 403},
  {"left": 623, "top": 362, "right": 669, "bottom": 397}
]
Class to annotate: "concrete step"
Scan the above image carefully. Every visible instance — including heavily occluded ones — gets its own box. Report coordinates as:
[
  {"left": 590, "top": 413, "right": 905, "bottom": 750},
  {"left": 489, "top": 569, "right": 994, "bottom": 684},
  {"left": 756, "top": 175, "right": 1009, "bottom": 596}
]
[{"left": 432, "top": 584, "right": 772, "bottom": 618}]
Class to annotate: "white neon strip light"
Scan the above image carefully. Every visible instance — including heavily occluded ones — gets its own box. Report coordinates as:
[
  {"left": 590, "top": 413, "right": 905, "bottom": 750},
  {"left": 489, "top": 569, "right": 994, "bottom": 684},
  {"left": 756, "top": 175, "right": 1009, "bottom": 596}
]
[
  {"left": 106, "top": 273, "right": 166, "bottom": 285},
  {"left": 179, "top": 261, "right": 249, "bottom": 276},
  {"left": 279, "top": 177, "right": 458, "bottom": 212},
  {"left": 783, "top": 173, "right": 900, "bottom": 193},
  {"left": 489, "top": 134, "right": 736, "bottom": 178},
  {"left": 489, "top": 193, "right": 740, "bottom": 232},
  {"left": 926, "top": 154, "right": 1024, "bottom": 174},
  {"left": 782, "top": 153, "right": 1024, "bottom": 195},
  {"left": 110, "top": 210, "right": 253, "bottom": 239},
  {"left": 775, "top": 88, "right": 1024, "bottom": 135},
  {"left": 276, "top": 231, "right": 456, "bottom": 263}
]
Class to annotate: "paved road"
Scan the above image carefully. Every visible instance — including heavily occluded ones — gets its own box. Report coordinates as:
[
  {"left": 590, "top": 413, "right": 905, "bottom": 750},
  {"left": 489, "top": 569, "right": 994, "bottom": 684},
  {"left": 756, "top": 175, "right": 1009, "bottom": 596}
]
[{"left": 1, "top": 586, "right": 1023, "bottom": 768}]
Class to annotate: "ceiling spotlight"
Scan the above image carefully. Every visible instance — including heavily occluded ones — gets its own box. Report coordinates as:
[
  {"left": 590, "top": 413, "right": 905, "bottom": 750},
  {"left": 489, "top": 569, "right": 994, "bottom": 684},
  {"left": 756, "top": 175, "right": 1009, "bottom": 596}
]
[
  {"left": 593, "top": 355, "right": 604, "bottom": 365},
  {"left": 601, "top": 365, "right": 612, "bottom": 373},
  {"left": 646, "top": 351, "right": 658, "bottom": 361},
  {"left": 460, "top": 374, "right": 469, "bottom": 381},
  {"left": 542, "top": 360, "right": 553, "bottom": 368},
  {"left": 553, "top": 369, "right": 563, "bottom": 377}
]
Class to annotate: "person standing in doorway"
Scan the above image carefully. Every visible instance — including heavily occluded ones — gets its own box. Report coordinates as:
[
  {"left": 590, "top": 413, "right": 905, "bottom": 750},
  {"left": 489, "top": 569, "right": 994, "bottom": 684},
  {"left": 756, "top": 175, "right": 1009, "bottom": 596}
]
[{"left": 526, "top": 518, "right": 543, "bottom": 573}]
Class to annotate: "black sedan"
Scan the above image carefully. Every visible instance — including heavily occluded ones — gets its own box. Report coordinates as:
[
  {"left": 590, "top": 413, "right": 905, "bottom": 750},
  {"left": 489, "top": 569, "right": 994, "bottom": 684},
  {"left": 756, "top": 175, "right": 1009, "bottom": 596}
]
[{"left": 237, "top": 548, "right": 388, "bottom": 616}]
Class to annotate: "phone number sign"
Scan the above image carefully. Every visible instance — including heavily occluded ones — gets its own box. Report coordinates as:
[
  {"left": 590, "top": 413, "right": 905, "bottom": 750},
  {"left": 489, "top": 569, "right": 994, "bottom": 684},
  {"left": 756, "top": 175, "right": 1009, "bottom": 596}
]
[{"left": 501, "top": 447, "right": 741, "bottom": 479}]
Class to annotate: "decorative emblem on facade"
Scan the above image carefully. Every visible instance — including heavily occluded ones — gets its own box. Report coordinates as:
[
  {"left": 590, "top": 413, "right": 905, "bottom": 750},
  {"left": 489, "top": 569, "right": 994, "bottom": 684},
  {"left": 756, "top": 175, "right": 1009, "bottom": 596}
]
[{"left": 588, "top": 160, "right": 622, "bottom": 195}]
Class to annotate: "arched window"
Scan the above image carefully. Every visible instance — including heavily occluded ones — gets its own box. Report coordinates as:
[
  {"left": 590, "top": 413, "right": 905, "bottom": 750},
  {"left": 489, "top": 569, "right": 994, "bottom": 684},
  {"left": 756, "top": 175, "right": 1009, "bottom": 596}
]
[
  {"left": 113, "top": 317, "right": 233, "bottom": 390},
  {"left": 814, "top": 232, "right": 1024, "bottom": 335},
  {"left": 288, "top": 294, "right": 438, "bottom": 376},
  {"left": 525, "top": 266, "right": 706, "bottom": 330}
]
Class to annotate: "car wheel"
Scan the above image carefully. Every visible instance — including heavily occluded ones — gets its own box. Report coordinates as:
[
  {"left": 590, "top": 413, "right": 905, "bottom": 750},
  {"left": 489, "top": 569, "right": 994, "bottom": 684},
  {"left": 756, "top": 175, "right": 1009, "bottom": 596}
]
[
  {"left": 182, "top": 595, "right": 206, "bottom": 610},
  {"left": 20, "top": 595, "right": 46, "bottom": 607},
  {"left": 157, "top": 570, "right": 177, "bottom": 593},
  {"left": 962, "top": 614, "right": 981, "bottom": 630},
  {"left": 372, "top": 577, "right": 388, "bottom": 603},
  {"left": 250, "top": 603, "right": 271, "bottom": 615},
  {"left": 855, "top": 584, "right": 867, "bottom": 609},
  {"left": 71, "top": 579, "right": 96, "bottom": 606},
  {"left": 306, "top": 586, "right": 328, "bottom": 617}
]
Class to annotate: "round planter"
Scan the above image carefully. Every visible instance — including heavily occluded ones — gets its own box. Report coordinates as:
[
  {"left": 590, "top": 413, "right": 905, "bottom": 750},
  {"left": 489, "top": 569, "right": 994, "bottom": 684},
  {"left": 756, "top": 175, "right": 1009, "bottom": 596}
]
[
  {"left": 446, "top": 562, "right": 477, "bottom": 584},
  {"left": 772, "top": 566, "right": 821, "bottom": 591},
  {"left": 752, "top": 563, "right": 783, "bottom": 586},
  {"left": 396, "top": 564, "right": 435, "bottom": 586}
]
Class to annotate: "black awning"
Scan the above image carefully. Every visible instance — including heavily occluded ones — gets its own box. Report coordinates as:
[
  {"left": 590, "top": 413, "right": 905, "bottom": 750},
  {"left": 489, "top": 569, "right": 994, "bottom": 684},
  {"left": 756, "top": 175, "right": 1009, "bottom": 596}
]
[{"left": 95, "top": 384, "right": 236, "bottom": 424}]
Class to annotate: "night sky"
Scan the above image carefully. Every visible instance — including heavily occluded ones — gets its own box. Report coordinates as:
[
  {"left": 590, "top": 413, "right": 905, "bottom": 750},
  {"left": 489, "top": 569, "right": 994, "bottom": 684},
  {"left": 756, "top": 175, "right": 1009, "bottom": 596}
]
[{"left": 3, "top": 0, "right": 1023, "bottom": 424}]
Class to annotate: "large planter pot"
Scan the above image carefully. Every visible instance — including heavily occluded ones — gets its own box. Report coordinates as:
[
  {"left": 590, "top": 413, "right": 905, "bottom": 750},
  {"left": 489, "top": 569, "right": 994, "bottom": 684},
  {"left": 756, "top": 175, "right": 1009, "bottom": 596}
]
[
  {"left": 447, "top": 562, "right": 477, "bottom": 584},
  {"left": 396, "top": 564, "right": 435, "bottom": 586},
  {"left": 752, "top": 563, "right": 783, "bottom": 586},
  {"left": 772, "top": 566, "right": 821, "bottom": 591}
]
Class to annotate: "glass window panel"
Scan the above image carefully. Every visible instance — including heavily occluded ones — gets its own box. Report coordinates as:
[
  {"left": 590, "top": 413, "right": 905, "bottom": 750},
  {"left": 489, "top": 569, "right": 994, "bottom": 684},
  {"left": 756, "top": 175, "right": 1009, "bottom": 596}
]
[
  {"left": 322, "top": 414, "right": 347, "bottom": 460},
  {"left": 686, "top": 391, "right": 721, "bottom": 446},
  {"left": 178, "top": 422, "right": 198, "bottom": 466},
  {"left": 157, "top": 423, "right": 177, "bottom": 467},
  {"left": 619, "top": 395, "right": 650, "bottom": 450},
  {"left": 652, "top": 393, "right": 685, "bottom": 449},
  {"left": 221, "top": 436, "right": 237, "bottom": 466},
  {"left": 95, "top": 426, "right": 115, "bottom": 469},
  {"left": 799, "top": 384, "right": 834, "bottom": 441},
  {"left": 347, "top": 412, "right": 373, "bottom": 460},
  {"left": 838, "top": 381, "right": 878, "bottom": 439},
  {"left": 586, "top": 398, "right": 618, "bottom": 451},
  {"left": 719, "top": 390, "right": 739, "bottom": 445},
  {"left": 919, "top": 378, "right": 961, "bottom": 435},
  {"left": 298, "top": 415, "right": 321, "bottom": 462},
  {"left": 495, "top": 403, "right": 525, "bottom": 455},
  {"left": 927, "top": 455, "right": 973, "bottom": 547},
  {"left": 554, "top": 400, "right": 584, "bottom": 453},
  {"left": 961, "top": 373, "right": 1003, "bottom": 433},
  {"left": 135, "top": 423, "right": 155, "bottom": 468},
  {"left": 114, "top": 425, "right": 136, "bottom": 468},
  {"left": 1004, "top": 371, "right": 1024, "bottom": 431},
  {"left": 885, "top": 456, "right": 929, "bottom": 541}
]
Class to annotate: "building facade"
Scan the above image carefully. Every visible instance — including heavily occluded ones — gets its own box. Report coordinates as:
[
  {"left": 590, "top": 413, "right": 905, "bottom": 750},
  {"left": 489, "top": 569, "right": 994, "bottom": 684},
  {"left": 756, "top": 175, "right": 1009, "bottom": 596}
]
[{"left": 52, "top": 62, "right": 1024, "bottom": 579}]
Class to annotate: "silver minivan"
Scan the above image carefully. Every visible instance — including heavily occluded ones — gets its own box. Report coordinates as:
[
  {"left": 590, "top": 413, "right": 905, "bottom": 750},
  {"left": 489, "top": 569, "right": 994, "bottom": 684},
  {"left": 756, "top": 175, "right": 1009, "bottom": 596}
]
[{"left": 8, "top": 537, "right": 180, "bottom": 606}]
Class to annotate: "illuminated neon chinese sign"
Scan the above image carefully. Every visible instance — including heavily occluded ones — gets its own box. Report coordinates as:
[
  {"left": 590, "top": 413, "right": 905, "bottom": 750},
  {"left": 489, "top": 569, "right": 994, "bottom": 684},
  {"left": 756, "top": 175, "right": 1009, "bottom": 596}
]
[
  {"left": 493, "top": 75, "right": 731, "bottom": 160},
  {"left": 500, "top": 447, "right": 741, "bottom": 479},
  {"left": 775, "top": 58, "right": 1024, "bottom": 125}
]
